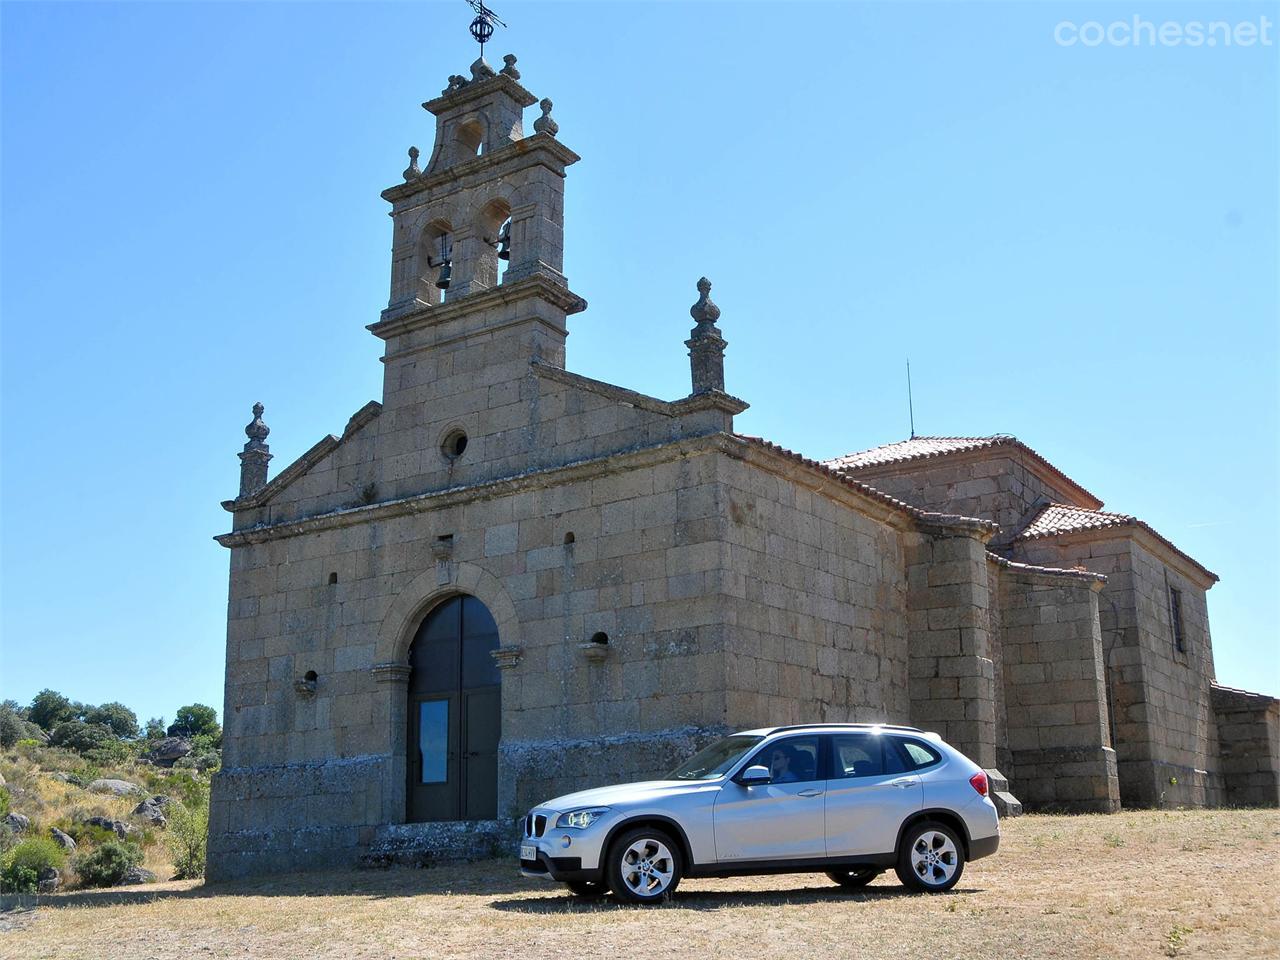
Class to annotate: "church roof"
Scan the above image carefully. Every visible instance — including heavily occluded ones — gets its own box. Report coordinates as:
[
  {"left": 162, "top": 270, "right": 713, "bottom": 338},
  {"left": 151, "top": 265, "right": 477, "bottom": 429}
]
[
  {"left": 823, "top": 435, "right": 1103, "bottom": 509},
  {"left": 1013, "top": 502, "right": 1218, "bottom": 584}
]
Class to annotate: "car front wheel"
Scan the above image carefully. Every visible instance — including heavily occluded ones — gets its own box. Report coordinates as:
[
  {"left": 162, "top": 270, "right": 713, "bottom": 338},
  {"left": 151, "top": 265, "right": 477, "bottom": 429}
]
[
  {"left": 826, "top": 867, "right": 880, "bottom": 889},
  {"left": 606, "top": 827, "right": 682, "bottom": 904},
  {"left": 895, "top": 820, "right": 965, "bottom": 893}
]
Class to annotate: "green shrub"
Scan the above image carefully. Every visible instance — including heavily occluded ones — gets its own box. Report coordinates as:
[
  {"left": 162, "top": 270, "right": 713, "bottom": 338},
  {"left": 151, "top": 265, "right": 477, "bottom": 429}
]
[
  {"left": 54, "top": 818, "right": 117, "bottom": 848},
  {"left": 0, "top": 786, "right": 10, "bottom": 818},
  {"left": 166, "top": 800, "right": 208, "bottom": 879},
  {"left": 1, "top": 836, "right": 67, "bottom": 892},
  {"left": 75, "top": 840, "right": 141, "bottom": 888},
  {"left": 2, "top": 864, "right": 37, "bottom": 893}
]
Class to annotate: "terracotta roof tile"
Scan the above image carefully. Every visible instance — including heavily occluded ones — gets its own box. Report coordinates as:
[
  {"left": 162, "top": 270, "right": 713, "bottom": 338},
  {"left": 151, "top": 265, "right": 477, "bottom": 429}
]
[
  {"left": 734, "top": 435, "right": 997, "bottom": 533},
  {"left": 823, "top": 435, "right": 1103, "bottom": 509},
  {"left": 1014, "top": 503, "right": 1218, "bottom": 584}
]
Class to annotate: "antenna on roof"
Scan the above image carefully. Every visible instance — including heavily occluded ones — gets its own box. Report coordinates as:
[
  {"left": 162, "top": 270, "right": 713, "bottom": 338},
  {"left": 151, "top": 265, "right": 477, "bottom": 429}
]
[{"left": 906, "top": 358, "right": 917, "bottom": 439}]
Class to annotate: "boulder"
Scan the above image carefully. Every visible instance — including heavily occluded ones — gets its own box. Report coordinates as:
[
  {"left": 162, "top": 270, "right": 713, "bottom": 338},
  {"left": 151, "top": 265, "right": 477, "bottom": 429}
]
[
  {"left": 146, "top": 737, "right": 192, "bottom": 767},
  {"left": 49, "top": 826, "right": 77, "bottom": 852},
  {"left": 119, "top": 866, "right": 156, "bottom": 886},
  {"left": 149, "top": 794, "right": 174, "bottom": 810},
  {"left": 50, "top": 772, "right": 71, "bottom": 783},
  {"left": 3, "top": 812, "right": 30, "bottom": 833},
  {"left": 37, "top": 866, "right": 61, "bottom": 894},
  {"left": 87, "top": 778, "right": 143, "bottom": 797},
  {"left": 132, "top": 798, "right": 168, "bottom": 828},
  {"left": 84, "top": 815, "right": 135, "bottom": 839}
]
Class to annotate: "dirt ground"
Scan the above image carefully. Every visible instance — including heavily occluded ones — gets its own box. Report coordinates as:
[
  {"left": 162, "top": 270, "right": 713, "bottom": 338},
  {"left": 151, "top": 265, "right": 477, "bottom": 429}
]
[{"left": 4, "top": 809, "right": 1277, "bottom": 960}]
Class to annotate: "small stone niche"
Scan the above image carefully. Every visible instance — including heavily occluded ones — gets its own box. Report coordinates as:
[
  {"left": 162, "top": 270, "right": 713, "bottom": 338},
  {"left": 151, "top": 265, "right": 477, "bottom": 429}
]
[
  {"left": 294, "top": 670, "right": 318, "bottom": 697},
  {"left": 579, "top": 632, "right": 610, "bottom": 663}
]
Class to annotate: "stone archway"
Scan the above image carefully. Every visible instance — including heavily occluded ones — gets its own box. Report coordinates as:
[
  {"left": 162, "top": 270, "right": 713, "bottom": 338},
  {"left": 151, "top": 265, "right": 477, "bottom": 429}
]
[
  {"left": 371, "top": 561, "right": 520, "bottom": 824},
  {"left": 404, "top": 594, "right": 500, "bottom": 822}
]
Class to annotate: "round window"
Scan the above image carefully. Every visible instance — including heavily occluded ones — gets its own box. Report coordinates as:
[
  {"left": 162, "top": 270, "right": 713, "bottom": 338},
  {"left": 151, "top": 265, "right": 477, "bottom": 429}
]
[{"left": 441, "top": 429, "right": 468, "bottom": 460}]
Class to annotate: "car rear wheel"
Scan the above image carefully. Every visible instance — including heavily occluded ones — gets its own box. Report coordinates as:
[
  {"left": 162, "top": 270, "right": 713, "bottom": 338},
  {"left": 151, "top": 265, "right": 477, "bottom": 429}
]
[
  {"left": 895, "top": 820, "right": 965, "bottom": 893},
  {"left": 606, "top": 827, "right": 682, "bottom": 904},
  {"left": 565, "top": 880, "right": 607, "bottom": 898},
  {"left": 825, "top": 867, "right": 880, "bottom": 889}
]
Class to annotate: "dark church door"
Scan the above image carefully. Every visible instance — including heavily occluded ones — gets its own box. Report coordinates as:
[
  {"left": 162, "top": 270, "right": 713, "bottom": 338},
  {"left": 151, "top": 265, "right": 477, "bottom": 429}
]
[{"left": 407, "top": 595, "right": 501, "bottom": 822}]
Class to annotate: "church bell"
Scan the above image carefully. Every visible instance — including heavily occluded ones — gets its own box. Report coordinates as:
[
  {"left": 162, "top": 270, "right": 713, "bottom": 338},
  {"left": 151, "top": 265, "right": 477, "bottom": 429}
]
[{"left": 435, "top": 259, "right": 452, "bottom": 290}]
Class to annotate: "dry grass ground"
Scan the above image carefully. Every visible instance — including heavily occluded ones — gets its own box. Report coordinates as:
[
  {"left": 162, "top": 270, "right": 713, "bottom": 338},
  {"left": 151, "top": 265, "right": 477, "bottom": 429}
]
[{"left": 4, "top": 809, "right": 1276, "bottom": 960}]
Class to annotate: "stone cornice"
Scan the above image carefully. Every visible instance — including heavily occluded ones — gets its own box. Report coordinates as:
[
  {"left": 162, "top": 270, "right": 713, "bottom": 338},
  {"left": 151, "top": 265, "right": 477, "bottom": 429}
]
[
  {"left": 215, "top": 433, "right": 732, "bottom": 548},
  {"left": 381, "top": 133, "right": 580, "bottom": 204},
  {"left": 986, "top": 551, "right": 1108, "bottom": 589},
  {"left": 531, "top": 362, "right": 677, "bottom": 416},
  {"left": 367, "top": 275, "right": 586, "bottom": 343},
  {"left": 421, "top": 73, "right": 538, "bottom": 116}
]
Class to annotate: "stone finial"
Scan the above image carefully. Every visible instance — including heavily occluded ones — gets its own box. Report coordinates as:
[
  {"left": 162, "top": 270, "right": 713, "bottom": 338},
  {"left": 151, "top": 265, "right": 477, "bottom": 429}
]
[
  {"left": 470, "top": 57, "right": 496, "bottom": 81},
  {"left": 402, "top": 146, "right": 421, "bottom": 181},
  {"left": 444, "top": 74, "right": 469, "bottom": 95},
  {"left": 532, "top": 98, "right": 558, "bottom": 137},
  {"left": 500, "top": 54, "right": 520, "bottom": 79},
  {"left": 245, "top": 402, "right": 270, "bottom": 442},
  {"left": 685, "top": 278, "right": 727, "bottom": 395},
  {"left": 689, "top": 277, "right": 721, "bottom": 329},
  {"left": 238, "top": 402, "right": 273, "bottom": 498}
]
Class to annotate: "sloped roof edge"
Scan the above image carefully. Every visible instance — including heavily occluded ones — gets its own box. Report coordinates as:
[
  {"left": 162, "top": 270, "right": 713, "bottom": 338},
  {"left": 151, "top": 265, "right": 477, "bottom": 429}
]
[
  {"left": 1015, "top": 502, "right": 1218, "bottom": 585},
  {"left": 824, "top": 435, "right": 1104, "bottom": 510},
  {"left": 223, "top": 401, "right": 382, "bottom": 512}
]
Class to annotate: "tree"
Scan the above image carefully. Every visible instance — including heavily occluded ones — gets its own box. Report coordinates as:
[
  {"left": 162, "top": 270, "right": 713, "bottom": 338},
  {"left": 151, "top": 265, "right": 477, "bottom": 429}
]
[
  {"left": 168, "top": 704, "right": 219, "bottom": 739},
  {"left": 0, "top": 701, "right": 43, "bottom": 748},
  {"left": 48, "top": 720, "right": 126, "bottom": 762},
  {"left": 84, "top": 702, "right": 139, "bottom": 740},
  {"left": 142, "top": 716, "right": 166, "bottom": 740},
  {"left": 28, "top": 689, "right": 77, "bottom": 731}
]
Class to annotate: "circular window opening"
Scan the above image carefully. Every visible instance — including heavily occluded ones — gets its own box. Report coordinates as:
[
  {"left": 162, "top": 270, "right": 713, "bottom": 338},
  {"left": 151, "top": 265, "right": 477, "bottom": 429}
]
[
  {"left": 442, "top": 429, "right": 468, "bottom": 460},
  {"left": 304, "top": 670, "right": 318, "bottom": 683}
]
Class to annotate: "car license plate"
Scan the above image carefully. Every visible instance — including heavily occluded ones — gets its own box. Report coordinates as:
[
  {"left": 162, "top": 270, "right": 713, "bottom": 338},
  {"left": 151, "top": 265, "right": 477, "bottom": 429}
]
[{"left": 520, "top": 843, "right": 536, "bottom": 861}]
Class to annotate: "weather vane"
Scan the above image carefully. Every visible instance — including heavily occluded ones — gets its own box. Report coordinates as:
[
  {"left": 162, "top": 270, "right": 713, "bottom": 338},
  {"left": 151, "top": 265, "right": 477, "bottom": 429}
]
[{"left": 467, "top": 0, "right": 507, "bottom": 60}]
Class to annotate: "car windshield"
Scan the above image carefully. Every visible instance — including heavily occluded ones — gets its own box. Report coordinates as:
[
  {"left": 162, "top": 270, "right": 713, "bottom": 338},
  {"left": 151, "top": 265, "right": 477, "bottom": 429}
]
[{"left": 666, "top": 735, "right": 764, "bottom": 780}]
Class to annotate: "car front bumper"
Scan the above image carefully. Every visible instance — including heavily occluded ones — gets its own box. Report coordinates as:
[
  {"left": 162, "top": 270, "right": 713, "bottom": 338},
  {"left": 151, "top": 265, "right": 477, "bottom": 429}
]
[{"left": 517, "top": 808, "right": 612, "bottom": 883}]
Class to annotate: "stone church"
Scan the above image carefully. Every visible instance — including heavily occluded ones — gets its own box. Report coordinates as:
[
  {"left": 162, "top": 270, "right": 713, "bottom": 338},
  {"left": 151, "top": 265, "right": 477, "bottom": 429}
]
[{"left": 208, "top": 55, "right": 1279, "bottom": 879}]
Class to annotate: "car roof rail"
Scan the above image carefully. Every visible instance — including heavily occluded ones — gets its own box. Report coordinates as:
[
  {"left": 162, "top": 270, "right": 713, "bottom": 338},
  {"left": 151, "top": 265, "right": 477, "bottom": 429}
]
[{"left": 765, "top": 722, "right": 925, "bottom": 735}]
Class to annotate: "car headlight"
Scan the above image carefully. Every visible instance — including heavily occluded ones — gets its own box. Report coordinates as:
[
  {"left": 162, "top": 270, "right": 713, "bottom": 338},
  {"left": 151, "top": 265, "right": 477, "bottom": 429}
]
[{"left": 557, "top": 807, "right": 609, "bottom": 829}]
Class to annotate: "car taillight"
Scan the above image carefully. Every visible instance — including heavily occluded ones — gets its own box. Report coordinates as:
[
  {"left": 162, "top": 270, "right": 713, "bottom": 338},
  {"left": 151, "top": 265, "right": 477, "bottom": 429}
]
[{"left": 969, "top": 771, "right": 989, "bottom": 797}]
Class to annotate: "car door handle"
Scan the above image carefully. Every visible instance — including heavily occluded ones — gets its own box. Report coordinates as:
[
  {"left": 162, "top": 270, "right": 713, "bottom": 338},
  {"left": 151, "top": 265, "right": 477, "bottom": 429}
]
[
  {"left": 798, "top": 789, "right": 823, "bottom": 798},
  {"left": 889, "top": 778, "right": 919, "bottom": 789}
]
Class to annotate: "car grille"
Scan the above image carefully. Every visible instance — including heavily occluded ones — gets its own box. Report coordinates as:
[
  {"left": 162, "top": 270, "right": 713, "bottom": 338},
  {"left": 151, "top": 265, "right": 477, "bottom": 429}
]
[{"left": 523, "top": 814, "right": 548, "bottom": 838}]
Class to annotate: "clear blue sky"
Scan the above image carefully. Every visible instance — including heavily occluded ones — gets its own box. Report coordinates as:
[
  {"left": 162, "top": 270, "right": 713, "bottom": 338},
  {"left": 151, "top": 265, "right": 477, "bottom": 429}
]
[{"left": 2, "top": 1, "right": 1276, "bottom": 724}]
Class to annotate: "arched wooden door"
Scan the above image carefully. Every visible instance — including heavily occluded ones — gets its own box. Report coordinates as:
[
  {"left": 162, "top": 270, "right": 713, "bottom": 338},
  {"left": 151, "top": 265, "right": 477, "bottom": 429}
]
[{"left": 406, "top": 595, "right": 500, "bottom": 822}]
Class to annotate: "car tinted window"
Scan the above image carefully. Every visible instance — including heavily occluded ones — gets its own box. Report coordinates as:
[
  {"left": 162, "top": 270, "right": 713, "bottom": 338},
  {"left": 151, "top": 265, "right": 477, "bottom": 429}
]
[
  {"left": 899, "top": 739, "right": 942, "bottom": 769},
  {"left": 745, "top": 736, "right": 821, "bottom": 783},
  {"left": 831, "top": 734, "right": 886, "bottom": 778},
  {"left": 883, "top": 738, "right": 910, "bottom": 774}
]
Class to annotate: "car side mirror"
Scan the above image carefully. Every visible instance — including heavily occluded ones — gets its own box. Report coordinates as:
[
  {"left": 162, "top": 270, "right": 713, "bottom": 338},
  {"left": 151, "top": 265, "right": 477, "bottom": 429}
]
[{"left": 738, "top": 764, "right": 772, "bottom": 785}]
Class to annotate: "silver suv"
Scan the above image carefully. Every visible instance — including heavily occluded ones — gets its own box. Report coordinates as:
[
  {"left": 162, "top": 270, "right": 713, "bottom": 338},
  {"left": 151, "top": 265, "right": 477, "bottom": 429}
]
[{"left": 518, "top": 723, "right": 999, "bottom": 903}]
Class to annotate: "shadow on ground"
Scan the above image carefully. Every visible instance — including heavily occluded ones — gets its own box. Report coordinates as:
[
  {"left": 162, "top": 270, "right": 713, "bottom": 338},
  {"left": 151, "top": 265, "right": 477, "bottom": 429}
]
[
  {"left": 488, "top": 883, "right": 982, "bottom": 913},
  {"left": 11, "top": 860, "right": 530, "bottom": 911}
]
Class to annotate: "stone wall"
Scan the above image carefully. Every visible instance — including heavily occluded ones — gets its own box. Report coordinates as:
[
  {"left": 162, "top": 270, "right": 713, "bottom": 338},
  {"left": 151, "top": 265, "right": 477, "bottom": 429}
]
[
  {"left": 903, "top": 526, "right": 997, "bottom": 769},
  {"left": 1212, "top": 685, "right": 1280, "bottom": 807},
  {"left": 1013, "top": 532, "right": 1220, "bottom": 806},
  {"left": 211, "top": 438, "right": 744, "bottom": 879},
  {"left": 994, "top": 561, "right": 1120, "bottom": 811},
  {"left": 716, "top": 446, "right": 913, "bottom": 729},
  {"left": 839, "top": 450, "right": 1088, "bottom": 532}
]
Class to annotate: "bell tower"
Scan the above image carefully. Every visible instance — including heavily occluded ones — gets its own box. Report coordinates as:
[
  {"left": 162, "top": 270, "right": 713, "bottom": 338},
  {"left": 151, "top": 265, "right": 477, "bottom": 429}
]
[{"left": 369, "top": 54, "right": 585, "bottom": 411}]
